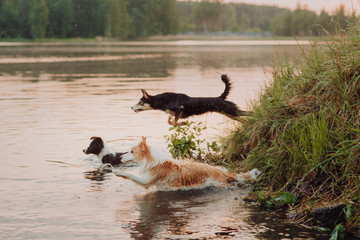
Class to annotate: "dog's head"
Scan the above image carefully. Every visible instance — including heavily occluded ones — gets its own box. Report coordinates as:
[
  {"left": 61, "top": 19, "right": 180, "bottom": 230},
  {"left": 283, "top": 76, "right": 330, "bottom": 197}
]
[
  {"left": 83, "top": 136, "right": 104, "bottom": 155},
  {"left": 121, "top": 136, "right": 153, "bottom": 164},
  {"left": 131, "top": 90, "right": 154, "bottom": 113}
]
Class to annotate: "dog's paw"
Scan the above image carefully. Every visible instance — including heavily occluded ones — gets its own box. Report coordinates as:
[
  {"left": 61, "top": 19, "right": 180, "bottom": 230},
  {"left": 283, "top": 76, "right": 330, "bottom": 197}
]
[
  {"left": 167, "top": 116, "right": 175, "bottom": 125},
  {"left": 177, "top": 121, "right": 188, "bottom": 126},
  {"left": 98, "top": 163, "right": 112, "bottom": 173},
  {"left": 112, "top": 169, "right": 125, "bottom": 177}
]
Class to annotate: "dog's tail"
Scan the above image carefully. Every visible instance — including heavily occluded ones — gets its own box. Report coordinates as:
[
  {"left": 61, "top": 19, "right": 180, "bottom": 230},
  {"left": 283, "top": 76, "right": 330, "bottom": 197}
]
[
  {"left": 219, "top": 74, "right": 232, "bottom": 100},
  {"left": 236, "top": 168, "right": 261, "bottom": 182}
]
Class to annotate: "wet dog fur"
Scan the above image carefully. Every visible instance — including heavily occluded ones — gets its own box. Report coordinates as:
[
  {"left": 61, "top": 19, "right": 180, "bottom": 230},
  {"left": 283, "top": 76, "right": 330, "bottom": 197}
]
[
  {"left": 131, "top": 74, "right": 251, "bottom": 126},
  {"left": 113, "top": 137, "right": 260, "bottom": 191}
]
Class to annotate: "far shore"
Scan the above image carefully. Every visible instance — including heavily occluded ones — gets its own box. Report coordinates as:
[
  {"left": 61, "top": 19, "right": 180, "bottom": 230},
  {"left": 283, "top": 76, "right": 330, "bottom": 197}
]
[
  {"left": 0, "top": 35, "right": 323, "bottom": 45},
  {"left": 0, "top": 38, "right": 321, "bottom": 47}
]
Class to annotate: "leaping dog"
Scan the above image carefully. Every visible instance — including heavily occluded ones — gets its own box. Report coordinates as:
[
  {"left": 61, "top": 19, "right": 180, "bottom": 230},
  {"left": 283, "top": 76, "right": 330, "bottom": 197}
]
[
  {"left": 113, "top": 137, "right": 260, "bottom": 191},
  {"left": 131, "top": 74, "right": 251, "bottom": 126}
]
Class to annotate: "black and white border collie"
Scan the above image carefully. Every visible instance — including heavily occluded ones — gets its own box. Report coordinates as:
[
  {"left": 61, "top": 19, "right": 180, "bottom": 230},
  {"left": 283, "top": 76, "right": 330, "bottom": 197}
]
[
  {"left": 131, "top": 74, "right": 251, "bottom": 126},
  {"left": 83, "top": 136, "right": 126, "bottom": 167}
]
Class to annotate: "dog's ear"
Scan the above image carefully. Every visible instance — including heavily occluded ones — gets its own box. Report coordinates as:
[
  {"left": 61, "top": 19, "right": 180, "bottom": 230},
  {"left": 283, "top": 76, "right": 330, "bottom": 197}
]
[
  {"left": 90, "top": 136, "right": 102, "bottom": 142},
  {"left": 97, "top": 138, "right": 104, "bottom": 149},
  {"left": 140, "top": 136, "right": 149, "bottom": 152},
  {"left": 141, "top": 89, "right": 150, "bottom": 100}
]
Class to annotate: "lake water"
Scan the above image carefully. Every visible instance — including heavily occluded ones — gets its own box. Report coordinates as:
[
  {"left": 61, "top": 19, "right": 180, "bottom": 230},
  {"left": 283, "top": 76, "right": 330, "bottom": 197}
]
[{"left": 0, "top": 41, "right": 330, "bottom": 239}]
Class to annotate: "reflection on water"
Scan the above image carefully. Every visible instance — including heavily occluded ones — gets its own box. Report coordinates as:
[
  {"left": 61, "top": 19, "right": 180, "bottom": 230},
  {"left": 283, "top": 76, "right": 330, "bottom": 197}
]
[
  {"left": 117, "top": 188, "right": 329, "bottom": 240},
  {"left": 126, "top": 188, "right": 255, "bottom": 239},
  {"left": 0, "top": 42, "right": 330, "bottom": 239}
]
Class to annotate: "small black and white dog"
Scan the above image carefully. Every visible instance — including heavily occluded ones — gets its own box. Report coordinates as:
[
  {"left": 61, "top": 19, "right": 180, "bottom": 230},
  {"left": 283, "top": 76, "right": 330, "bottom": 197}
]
[
  {"left": 83, "top": 136, "right": 126, "bottom": 167},
  {"left": 131, "top": 74, "right": 251, "bottom": 126}
]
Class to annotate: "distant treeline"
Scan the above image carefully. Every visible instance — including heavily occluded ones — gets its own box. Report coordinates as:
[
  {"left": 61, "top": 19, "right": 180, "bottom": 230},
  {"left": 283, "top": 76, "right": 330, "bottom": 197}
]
[{"left": 0, "top": 0, "right": 356, "bottom": 40}]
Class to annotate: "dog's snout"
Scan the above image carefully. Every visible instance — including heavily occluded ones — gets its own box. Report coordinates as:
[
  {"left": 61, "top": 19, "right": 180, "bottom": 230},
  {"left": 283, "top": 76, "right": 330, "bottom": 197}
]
[
  {"left": 120, "top": 151, "right": 128, "bottom": 157},
  {"left": 131, "top": 105, "right": 139, "bottom": 112}
]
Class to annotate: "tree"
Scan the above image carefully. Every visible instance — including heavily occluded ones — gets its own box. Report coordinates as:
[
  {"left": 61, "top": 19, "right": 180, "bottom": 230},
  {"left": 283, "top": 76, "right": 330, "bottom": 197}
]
[
  {"left": 177, "top": 1, "right": 195, "bottom": 32},
  {"left": 127, "top": 0, "right": 149, "bottom": 39},
  {"left": 0, "top": 0, "right": 357, "bottom": 39},
  {"left": 0, "top": 0, "right": 19, "bottom": 38},
  {"left": 29, "top": 0, "right": 49, "bottom": 38},
  {"left": 333, "top": 4, "right": 348, "bottom": 30},
  {"left": 315, "top": 9, "right": 332, "bottom": 35},
  {"left": 270, "top": 11, "right": 292, "bottom": 36},
  {"left": 143, "top": 0, "right": 159, "bottom": 35},
  {"left": 72, "top": 0, "right": 100, "bottom": 37},
  {"left": 17, "top": 0, "right": 31, "bottom": 38},
  {"left": 58, "top": 0, "right": 73, "bottom": 37},
  {"left": 106, "top": 0, "right": 130, "bottom": 39},
  {"left": 193, "top": 0, "right": 224, "bottom": 32},
  {"left": 156, "top": 0, "right": 180, "bottom": 35},
  {"left": 236, "top": 7, "right": 250, "bottom": 32},
  {"left": 224, "top": 4, "right": 238, "bottom": 32},
  {"left": 47, "top": 0, "right": 74, "bottom": 38},
  {"left": 290, "top": 4, "right": 317, "bottom": 36}
]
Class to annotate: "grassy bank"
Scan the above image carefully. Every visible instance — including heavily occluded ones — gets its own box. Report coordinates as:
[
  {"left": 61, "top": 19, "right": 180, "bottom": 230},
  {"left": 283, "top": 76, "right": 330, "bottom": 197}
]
[{"left": 220, "top": 24, "right": 360, "bottom": 236}]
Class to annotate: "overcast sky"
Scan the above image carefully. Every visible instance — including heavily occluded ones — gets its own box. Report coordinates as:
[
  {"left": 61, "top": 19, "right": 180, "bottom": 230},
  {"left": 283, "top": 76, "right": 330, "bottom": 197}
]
[{"left": 223, "top": 0, "right": 360, "bottom": 13}]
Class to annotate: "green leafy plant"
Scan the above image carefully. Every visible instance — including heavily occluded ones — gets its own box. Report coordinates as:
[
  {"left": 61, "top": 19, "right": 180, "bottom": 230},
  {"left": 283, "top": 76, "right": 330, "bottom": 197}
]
[
  {"left": 256, "top": 191, "right": 297, "bottom": 208},
  {"left": 275, "top": 192, "right": 297, "bottom": 205},
  {"left": 164, "top": 121, "right": 206, "bottom": 159},
  {"left": 164, "top": 121, "right": 222, "bottom": 160}
]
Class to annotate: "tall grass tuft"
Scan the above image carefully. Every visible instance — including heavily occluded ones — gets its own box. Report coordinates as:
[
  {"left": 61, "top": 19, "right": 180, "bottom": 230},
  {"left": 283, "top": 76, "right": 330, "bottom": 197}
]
[{"left": 221, "top": 23, "right": 360, "bottom": 233}]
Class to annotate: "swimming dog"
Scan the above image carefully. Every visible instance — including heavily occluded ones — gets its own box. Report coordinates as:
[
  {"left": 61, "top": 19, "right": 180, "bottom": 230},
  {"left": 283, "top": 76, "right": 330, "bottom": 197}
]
[
  {"left": 113, "top": 137, "right": 260, "bottom": 191},
  {"left": 131, "top": 74, "right": 251, "bottom": 126},
  {"left": 83, "top": 136, "right": 126, "bottom": 167}
]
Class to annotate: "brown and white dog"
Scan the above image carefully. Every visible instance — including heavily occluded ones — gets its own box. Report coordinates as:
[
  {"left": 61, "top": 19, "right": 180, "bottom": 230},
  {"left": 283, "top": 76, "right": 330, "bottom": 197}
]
[{"left": 113, "top": 137, "right": 260, "bottom": 191}]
